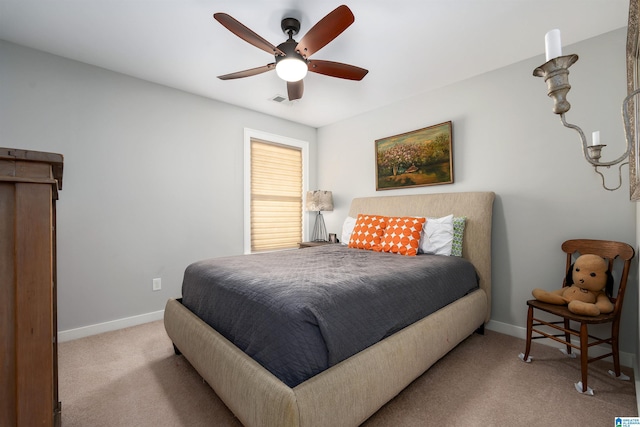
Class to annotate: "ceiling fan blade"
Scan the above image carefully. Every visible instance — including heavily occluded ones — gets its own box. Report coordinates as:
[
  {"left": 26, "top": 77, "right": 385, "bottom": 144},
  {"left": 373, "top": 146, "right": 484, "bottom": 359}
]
[
  {"left": 218, "top": 63, "right": 275, "bottom": 80},
  {"left": 214, "top": 13, "right": 285, "bottom": 56},
  {"left": 287, "top": 80, "right": 304, "bottom": 101},
  {"left": 295, "top": 5, "right": 354, "bottom": 59},
  {"left": 308, "top": 60, "right": 368, "bottom": 80}
]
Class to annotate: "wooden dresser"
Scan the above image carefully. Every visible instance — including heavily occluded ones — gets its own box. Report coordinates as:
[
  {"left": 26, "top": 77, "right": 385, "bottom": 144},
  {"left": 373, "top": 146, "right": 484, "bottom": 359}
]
[{"left": 0, "top": 148, "right": 63, "bottom": 427}]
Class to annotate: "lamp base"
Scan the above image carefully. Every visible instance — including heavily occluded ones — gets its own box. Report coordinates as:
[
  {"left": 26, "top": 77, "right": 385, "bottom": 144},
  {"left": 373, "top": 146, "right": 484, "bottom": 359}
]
[{"left": 311, "top": 212, "right": 328, "bottom": 242}]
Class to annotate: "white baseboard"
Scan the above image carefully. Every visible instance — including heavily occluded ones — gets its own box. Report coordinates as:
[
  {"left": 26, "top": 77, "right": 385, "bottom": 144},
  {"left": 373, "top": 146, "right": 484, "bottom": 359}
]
[
  {"left": 58, "top": 310, "right": 165, "bottom": 343},
  {"left": 486, "top": 319, "right": 635, "bottom": 369}
]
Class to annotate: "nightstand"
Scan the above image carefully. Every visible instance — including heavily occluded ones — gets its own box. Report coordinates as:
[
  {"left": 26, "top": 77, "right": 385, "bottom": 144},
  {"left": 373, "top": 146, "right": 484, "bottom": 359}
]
[{"left": 298, "top": 241, "right": 333, "bottom": 249}]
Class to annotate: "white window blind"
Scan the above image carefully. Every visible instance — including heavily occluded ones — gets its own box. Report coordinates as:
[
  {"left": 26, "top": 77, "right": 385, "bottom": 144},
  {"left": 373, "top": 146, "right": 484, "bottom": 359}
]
[{"left": 250, "top": 138, "right": 303, "bottom": 252}]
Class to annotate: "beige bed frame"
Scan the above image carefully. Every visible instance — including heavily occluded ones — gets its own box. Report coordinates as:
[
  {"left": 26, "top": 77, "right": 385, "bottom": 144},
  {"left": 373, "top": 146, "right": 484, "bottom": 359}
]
[{"left": 164, "top": 191, "right": 495, "bottom": 427}]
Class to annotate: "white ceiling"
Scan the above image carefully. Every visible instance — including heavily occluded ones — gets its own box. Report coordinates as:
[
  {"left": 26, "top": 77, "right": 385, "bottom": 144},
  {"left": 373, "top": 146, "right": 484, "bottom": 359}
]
[{"left": 0, "top": 0, "right": 630, "bottom": 128}]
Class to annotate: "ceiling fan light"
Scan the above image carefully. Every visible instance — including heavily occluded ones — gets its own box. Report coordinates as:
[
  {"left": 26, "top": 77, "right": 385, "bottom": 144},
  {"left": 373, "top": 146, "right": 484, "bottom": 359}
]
[{"left": 276, "top": 58, "right": 308, "bottom": 82}]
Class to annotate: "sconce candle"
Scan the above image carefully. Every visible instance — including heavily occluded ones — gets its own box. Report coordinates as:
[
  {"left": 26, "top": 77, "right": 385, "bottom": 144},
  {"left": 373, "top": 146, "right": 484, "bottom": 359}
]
[
  {"left": 592, "top": 131, "right": 600, "bottom": 146},
  {"left": 545, "top": 29, "right": 562, "bottom": 61}
]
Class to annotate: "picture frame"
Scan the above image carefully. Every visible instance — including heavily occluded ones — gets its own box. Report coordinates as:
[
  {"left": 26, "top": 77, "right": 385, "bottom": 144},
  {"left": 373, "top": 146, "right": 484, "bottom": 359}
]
[
  {"left": 375, "top": 121, "right": 453, "bottom": 190},
  {"left": 627, "top": 0, "right": 640, "bottom": 201}
]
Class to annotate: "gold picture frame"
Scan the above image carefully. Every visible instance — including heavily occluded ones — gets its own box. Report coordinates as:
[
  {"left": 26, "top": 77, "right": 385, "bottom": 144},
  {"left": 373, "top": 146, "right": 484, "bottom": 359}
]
[{"left": 375, "top": 121, "right": 453, "bottom": 191}]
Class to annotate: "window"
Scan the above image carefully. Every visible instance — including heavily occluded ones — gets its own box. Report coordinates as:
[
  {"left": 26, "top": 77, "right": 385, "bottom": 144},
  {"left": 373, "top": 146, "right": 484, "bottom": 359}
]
[{"left": 244, "top": 129, "right": 309, "bottom": 253}]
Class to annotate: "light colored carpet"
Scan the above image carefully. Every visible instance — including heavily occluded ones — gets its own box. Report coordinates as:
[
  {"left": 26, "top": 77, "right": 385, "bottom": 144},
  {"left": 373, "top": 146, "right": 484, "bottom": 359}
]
[{"left": 58, "top": 320, "right": 637, "bottom": 426}]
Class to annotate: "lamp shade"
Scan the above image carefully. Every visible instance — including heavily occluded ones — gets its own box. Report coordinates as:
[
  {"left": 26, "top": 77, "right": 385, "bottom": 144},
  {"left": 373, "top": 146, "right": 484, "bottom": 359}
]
[{"left": 305, "top": 190, "right": 333, "bottom": 212}]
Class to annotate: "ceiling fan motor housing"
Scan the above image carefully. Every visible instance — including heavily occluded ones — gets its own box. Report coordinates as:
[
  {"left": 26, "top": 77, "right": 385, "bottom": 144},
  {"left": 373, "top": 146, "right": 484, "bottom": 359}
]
[
  {"left": 276, "top": 39, "right": 306, "bottom": 62},
  {"left": 275, "top": 39, "right": 308, "bottom": 81}
]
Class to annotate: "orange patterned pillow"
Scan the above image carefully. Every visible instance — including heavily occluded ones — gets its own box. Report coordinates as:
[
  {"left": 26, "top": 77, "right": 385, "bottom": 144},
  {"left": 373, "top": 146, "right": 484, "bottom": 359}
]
[
  {"left": 348, "top": 214, "right": 388, "bottom": 251},
  {"left": 379, "top": 216, "right": 426, "bottom": 256}
]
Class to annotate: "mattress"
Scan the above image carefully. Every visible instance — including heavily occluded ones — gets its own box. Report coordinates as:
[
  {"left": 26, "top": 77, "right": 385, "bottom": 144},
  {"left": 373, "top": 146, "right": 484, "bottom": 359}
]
[{"left": 181, "top": 244, "right": 478, "bottom": 387}]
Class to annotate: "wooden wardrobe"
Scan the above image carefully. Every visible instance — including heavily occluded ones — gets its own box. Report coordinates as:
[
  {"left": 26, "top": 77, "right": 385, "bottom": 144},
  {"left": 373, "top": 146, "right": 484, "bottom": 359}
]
[{"left": 0, "top": 148, "right": 63, "bottom": 427}]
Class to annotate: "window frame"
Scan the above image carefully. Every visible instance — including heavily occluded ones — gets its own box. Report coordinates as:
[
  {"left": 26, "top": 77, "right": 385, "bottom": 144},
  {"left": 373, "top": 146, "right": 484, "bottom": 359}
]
[{"left": 243, "top": 128, "right": 309, "bottom": 254}]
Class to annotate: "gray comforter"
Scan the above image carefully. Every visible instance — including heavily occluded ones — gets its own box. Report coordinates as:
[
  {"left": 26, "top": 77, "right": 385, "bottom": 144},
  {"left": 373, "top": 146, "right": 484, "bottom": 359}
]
[{"left": 181, "top": 244, "right": 478, "bottom": 387}]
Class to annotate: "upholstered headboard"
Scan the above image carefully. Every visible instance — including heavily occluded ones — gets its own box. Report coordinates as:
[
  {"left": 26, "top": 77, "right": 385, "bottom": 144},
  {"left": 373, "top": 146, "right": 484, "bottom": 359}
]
[{"left": 348, "top": 191, "right": 495, "bottom": 322}]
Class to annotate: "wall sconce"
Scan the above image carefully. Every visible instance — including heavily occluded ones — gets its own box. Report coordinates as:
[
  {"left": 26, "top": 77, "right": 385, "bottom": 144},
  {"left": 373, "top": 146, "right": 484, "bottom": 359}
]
[
  {"left": 534, "top": 29, "right": 640, "bottom": 191},
  {"left": 305, "top": 190, "right": 333, "bottom": 242}
]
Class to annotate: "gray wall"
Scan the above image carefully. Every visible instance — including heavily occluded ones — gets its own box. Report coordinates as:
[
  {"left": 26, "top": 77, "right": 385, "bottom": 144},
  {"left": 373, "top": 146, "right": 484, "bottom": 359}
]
[
  {"left": 317, "top": 28, "right": 638, "bottom": 354},
  {"left": 2, "top": 28, "right": 637, "bottom": 354},
  {"left": 0, "top": 40, "right": 317, "bottom": 331}
]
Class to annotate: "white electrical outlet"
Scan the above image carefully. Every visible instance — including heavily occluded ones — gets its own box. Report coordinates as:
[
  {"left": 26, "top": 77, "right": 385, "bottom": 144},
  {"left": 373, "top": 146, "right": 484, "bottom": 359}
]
[{"left": 152, "top": 278, "right": 161, "bottom": 291}]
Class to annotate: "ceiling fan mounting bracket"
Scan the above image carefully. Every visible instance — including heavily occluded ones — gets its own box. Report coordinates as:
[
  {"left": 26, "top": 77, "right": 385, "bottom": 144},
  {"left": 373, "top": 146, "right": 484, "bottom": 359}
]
[{"left": 281, "top": 18, "right": 301, "bottom": 37}]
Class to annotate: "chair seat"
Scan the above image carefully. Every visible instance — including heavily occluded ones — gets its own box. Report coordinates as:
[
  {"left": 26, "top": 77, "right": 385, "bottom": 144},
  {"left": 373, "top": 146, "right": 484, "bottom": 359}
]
[{"left": 526, "top": 299, "right": 616, "bottom": 324}]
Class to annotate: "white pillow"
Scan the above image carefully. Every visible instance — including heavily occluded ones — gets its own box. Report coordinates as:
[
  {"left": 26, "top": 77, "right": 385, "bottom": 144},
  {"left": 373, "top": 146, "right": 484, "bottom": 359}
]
[
  {"left": 341, "top": 216, "right": 356, "bottom": 245},
  {"left": 419, "top": 214, "right": 454, "bottom": 255}
]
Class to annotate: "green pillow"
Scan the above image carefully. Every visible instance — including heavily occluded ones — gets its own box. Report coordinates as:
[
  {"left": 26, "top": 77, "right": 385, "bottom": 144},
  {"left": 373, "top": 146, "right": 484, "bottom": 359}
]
[{"left": 451, "top": 217, "right": 466, "bottom": 257}]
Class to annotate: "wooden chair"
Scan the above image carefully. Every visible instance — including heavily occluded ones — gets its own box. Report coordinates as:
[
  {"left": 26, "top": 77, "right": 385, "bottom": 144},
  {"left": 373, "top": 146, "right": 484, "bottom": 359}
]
[{"left": 521, "top": 239, "right": 635, "bottom": 394}]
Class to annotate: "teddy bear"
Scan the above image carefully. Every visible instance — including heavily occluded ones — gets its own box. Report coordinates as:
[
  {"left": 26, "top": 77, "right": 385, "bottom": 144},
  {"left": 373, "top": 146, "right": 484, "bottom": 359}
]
[{"left": 531, "top": 253, "right": 613, "bottom": 316}]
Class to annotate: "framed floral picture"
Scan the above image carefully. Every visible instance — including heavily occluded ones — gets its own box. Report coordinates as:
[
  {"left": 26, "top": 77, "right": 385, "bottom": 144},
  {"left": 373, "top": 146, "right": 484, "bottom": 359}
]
[{"left": 375, "top": 121, "right": 453, "bottom": 190}]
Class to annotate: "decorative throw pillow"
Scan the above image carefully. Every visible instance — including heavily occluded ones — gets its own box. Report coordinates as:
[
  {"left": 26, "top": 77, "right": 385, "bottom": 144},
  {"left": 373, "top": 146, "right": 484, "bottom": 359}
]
[
  {"left": 341, "top": 216, "right": 356, "bottom": 245},
  {"left": 348, "top": 214, "right": 387, "bottom": 251},
  {"left": 419, "top": 214, "right": 454, "bottom": 256},
  {"left": 451, "top": 217, "right": 467, "bottom": 257},
  {"left": 379, "top": 216, "right": 426, "bottom": 256}
]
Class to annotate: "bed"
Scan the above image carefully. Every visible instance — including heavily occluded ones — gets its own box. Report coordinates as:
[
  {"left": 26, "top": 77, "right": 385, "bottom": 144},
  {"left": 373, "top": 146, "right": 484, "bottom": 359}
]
[{"left": 164, "top": 191, "right": 495, "bottom": 427}]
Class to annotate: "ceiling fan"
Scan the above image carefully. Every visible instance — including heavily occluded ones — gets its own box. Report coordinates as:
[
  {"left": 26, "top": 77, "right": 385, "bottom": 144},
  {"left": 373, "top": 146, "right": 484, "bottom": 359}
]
[{"left": 214, "top": 5, "right": 368, "bottom": 101}]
